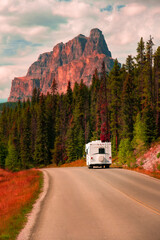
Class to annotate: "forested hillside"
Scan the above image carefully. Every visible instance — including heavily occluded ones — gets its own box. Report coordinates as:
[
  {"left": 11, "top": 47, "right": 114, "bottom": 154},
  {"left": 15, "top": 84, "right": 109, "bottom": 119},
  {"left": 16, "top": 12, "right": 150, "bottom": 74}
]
[{"left": 0, "top": 36, "right": 160, "bottom": 171}]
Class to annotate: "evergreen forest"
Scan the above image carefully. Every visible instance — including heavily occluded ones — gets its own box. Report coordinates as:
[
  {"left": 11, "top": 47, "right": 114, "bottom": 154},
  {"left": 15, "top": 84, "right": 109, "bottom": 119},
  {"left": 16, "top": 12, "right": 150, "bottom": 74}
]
[{"left": 0, "top": 36, "right": 160, "bottom": 171}]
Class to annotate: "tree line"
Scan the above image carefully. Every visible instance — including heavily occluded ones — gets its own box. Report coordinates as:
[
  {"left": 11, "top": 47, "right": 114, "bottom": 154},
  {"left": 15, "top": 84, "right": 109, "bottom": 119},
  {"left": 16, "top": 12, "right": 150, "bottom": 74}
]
[{"left": 0, "top": 36, "right": 160, "bottom": 171}]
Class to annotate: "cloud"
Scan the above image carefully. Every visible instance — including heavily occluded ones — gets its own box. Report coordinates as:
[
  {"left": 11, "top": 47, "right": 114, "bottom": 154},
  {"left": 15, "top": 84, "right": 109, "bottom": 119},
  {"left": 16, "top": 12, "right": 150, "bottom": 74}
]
[
  {"left": 52, "top": 1, "right": 95, "bottom": 19},
  {"left": 0, "top": 0, "right": 160, "bottom": 99},
  {"left": 13, "top": 11, "right": 67, "bottom": 30},
  {"left": 122, "top": 3, "right": 146, "bottom": 16},
  {"left": 0, "top": 65, "right": 26, "bottom": 89},
  {"left": 1, "top": 36, "right": 42, "bottom": 58},
  {"left": 0, "top": 88, "right": 10, "bottom": 99}
]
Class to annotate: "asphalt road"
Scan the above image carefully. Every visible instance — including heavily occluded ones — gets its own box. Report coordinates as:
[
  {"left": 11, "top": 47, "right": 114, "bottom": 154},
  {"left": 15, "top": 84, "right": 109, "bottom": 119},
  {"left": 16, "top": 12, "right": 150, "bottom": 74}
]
[{"left": 30, "top": 167, "right": 160, "bottom": 240}]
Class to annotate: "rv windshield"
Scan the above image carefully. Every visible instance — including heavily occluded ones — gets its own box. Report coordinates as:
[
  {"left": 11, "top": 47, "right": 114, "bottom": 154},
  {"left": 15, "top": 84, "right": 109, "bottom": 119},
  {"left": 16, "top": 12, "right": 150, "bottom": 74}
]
[{"left": 99, "top": 148, "right": 105, "bottom": 154}]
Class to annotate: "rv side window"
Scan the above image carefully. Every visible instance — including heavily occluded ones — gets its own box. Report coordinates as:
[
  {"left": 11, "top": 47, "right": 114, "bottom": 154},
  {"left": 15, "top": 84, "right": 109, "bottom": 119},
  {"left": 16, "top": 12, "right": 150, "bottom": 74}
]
[
  {"left": 99, "top": 148, "right": 105, "bottom": 154},
  {"left": 86, "top": 149, "right": 88, "bottom": 154}
]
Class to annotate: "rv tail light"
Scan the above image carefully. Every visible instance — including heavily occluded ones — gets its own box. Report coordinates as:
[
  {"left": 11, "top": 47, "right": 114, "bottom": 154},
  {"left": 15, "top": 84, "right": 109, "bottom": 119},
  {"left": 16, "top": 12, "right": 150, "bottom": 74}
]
[
  {"left": 109, "top": 157, "right": 112, "bottom": 159},
  {"left": 91, "top": 157, "right": 93, "bottom": 159}
]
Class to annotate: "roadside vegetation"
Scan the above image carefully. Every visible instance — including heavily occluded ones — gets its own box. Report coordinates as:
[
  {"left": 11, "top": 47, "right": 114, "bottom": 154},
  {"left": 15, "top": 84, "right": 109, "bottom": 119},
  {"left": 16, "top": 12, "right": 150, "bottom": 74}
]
[
  {"left": 60, "top": 159, "right": 86, "bottom": 168},
  {"left": 112, "top": 140, "right": 160, "bottom": 179},
  {"left": 0, "top": 169, "right": 42, "bottom": 240}
]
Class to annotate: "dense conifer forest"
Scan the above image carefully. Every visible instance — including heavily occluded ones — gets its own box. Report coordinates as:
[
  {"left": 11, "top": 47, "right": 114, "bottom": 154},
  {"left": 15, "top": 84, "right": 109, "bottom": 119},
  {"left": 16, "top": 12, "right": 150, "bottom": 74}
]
[{"left": 0, "top": 36, "right": 160, "bottom": 171}]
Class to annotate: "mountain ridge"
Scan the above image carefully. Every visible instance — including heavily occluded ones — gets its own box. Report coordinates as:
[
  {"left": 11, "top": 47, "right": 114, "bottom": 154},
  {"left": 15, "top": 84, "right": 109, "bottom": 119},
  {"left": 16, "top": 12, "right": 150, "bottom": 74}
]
[{"left": 8, "top": 28, "right": 115, "bottom": 102}]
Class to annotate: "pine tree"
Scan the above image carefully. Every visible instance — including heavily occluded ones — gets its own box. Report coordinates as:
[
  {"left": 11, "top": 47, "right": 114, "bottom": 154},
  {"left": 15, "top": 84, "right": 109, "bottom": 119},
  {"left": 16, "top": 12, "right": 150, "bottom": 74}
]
[
  {"left": 135, "top": 37, "right": 145, "bottom": 111},
  {"left": 32, "top": 87, "right": 38, "bottom": 106},
  {"left": 0, "top": 105, "right": 8, "bottom": 141},
  {"left": 66, "top": 81, "right": 73, "bottom": 125},
  {"left": 145, "top": 36, "right": 154, "bottom": 104},
  {"left": 0, "top": 139, "right": 8, "bottom": 168},
  {"left": 132, "top": 113, "right": 146, "bottom": 153},
  {"left": 66, "top": 122, "right": 77, "bottom": 162},
  {"left": 20, "top": 107, "right": 32, "bottom": 169},
  {"left": 118, "top": 138, "right": 133, "bottom": 166},
  {"left": 34, "top": 94, "right": 50, "bottom": 166},
  {"left": 90, "top": 69, "right": 101, "bottom": 140},
  {"left": 143, "top": 105, "right": 156, "bottom": 144},
  {"left": 45, "top": 94, "right": 55, "bottom": 162},
  {"left": 11, "top": 120, "right": 21, "bottom": 167},
  {"left": 5, "top": 139, "right": 20, "bottom": 171},
  {"left": 121, "top": 55, "right": 135, "bottom": 140},
  {"left": 51, "top": 78, "right": 57, "bottom": 95},
  {"left": 141, "top": 36, "right": 156, "bottom": 144},
  {"left": 154, "top": 47, "right": 160, "bottom": 136},
  {"left": 99, "top": 62, "right": 110, "bottom": 142},
  {"left": 52, "top": 136, "right": 64, "bottom": 166},
  {"left": 109, "top": 59, "right": 122, "bottom": 154}
]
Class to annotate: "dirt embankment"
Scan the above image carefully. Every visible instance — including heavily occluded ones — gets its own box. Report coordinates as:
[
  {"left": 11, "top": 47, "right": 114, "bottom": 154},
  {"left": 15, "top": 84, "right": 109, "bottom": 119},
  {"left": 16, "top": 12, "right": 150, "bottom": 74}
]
[{"left": 137, "top": 143, "right": 160, "bottom": 172}]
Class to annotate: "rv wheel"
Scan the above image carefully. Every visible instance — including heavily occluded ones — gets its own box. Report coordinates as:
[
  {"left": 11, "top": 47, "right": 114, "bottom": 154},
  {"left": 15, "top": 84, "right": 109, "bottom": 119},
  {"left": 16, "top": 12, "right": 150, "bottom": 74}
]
[
  {"left": 105, "top": 165, "right": 109, "bottom": 168},
  {"left": 88, "top": 165, "right": 93, "bottom": 169}
]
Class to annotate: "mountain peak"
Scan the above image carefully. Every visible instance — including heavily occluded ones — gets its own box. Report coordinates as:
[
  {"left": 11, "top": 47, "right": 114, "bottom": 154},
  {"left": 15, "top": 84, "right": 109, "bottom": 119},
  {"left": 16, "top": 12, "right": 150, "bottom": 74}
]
[
  {"left": 8, "top": 29, "right": 115, "bottom": 102},
  {"left": 83, "top": 28, "right": 111, "bottom": 57},
  {"left": 90, "top": 28, "right": 102, "bottom": 37}
]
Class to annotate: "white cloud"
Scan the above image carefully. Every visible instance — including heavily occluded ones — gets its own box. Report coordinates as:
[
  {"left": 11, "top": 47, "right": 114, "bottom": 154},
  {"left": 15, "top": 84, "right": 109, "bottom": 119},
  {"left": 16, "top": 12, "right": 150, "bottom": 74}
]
[
  {"left": 0, "top": 0, "right": 160, "bottom": 99},
  {"left": 0, "top": 88, "right": 10, "bottom": 99},
  {"left": 0, "top": 66, "right": 14, "bottom": 99},
  {"left": 52, "top": 0, "right": 97, "bottom": 19},
  {"left": 0, "top": 65, "right": 26, "bottom": 88},
  {"left": 121, "top": 3, "right": 146, "bottom": 16},
  {"left": 0, "top": 0, "right": 9, "bottom": 11}
]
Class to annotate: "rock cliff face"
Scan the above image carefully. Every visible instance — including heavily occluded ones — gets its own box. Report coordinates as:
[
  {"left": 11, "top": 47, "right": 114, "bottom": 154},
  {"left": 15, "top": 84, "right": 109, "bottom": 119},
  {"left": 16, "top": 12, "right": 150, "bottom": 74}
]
[{"left": 8, "top": 28, "right": 115, "bottom": 102}]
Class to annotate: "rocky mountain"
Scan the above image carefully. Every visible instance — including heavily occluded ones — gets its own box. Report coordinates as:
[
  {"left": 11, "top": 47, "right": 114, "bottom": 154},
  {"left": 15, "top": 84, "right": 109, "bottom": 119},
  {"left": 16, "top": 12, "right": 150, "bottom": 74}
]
[{"left": 8, "top": 28, "right": 115, "bottom": 102}]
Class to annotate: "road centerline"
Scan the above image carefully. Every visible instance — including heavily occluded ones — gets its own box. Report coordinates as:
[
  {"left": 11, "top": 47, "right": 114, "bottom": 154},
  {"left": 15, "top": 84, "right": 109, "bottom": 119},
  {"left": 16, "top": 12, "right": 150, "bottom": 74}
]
[{"left": 86, "top": 169, "right": 160, "bottom": 216}]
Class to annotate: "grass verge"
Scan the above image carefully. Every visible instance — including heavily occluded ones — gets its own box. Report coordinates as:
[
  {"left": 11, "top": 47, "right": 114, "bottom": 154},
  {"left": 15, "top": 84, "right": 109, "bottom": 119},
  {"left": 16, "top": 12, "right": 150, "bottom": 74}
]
[
  {"left": 125, "top": 167, "right": 160, "bottom": 180},
  {"left": 46, "top": 159, "right": 86, "bottom": 168},
  {"left": 0, "top": 169, "right": 43, "bottom": 240},
  {"left": 60, "top": 159, "right": 86, "bottom": 167}
]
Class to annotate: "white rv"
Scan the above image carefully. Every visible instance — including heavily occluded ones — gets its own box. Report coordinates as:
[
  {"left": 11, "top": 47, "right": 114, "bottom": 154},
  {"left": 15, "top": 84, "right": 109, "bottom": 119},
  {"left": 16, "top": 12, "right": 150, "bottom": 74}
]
[{"left": 85, "top": 140, "right": 112, "bottom": 168}]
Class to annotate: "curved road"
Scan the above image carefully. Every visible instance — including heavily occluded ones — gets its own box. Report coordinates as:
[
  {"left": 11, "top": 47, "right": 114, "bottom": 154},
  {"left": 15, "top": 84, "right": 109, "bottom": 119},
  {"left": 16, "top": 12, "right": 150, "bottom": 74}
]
[{"left": 30, "top": 167, "right": 160, "bottom": 240}]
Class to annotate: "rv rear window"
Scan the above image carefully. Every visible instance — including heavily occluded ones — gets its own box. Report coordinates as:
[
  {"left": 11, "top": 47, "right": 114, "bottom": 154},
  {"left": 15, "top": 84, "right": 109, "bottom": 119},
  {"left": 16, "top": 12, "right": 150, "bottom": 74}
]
[{"left": 99, "top": 148, "right": 105, "bottom": 154}]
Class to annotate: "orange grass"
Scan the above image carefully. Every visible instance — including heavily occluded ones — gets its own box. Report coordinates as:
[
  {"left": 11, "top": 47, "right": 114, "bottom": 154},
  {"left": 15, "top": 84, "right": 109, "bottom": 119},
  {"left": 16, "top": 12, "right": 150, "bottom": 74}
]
[
  {"left": 126, "top": 167, "right": 160, "bottom": 180},
  {"left": 0, "top": 169, "right": 42, "bottom": 239},
  {"left": 60, "top": 159, "right": 86, "bottom": 168}
]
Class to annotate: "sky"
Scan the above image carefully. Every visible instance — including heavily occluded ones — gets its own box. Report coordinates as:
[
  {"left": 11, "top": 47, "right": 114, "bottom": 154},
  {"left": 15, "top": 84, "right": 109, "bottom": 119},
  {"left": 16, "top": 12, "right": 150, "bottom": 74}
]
[{"left": 0, "top": 0, "right": 160, "bottom": 99}]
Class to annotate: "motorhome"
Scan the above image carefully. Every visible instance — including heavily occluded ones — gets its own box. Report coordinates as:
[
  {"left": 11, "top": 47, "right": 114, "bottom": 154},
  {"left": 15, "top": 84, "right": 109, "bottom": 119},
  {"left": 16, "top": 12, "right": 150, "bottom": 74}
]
[{"left": 85, "top": 140, "right": 112, "bottom": 168}]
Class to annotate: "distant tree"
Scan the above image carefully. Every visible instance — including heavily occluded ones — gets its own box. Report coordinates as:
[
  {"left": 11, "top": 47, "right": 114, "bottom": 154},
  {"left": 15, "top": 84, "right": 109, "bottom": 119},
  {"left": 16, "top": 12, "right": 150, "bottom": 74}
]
[
  {"left": 5, "top": 139, "right": 20, "bottom": 171},
  {"left": 52, "top": 136, "right": 64, "bottom": 166},
  {"left": 51, "top": 78, "right": 57, "bottom": 95},
  {"left": 100, "top": 122, "right": 108, "bottom": 142},
  {"left": 109, "top": 59, "right": 122, "bottom": 154},
  {"left": 132, "top": 113, "right": 146, "bottom": 153},
  {"left": 118, "top": 138, "right": 133, "bottom": 165},
  {"left": 143, "top": 105, "right": 156, "bottom": 145},
  {"left": 90, "top": 69, "right": 101, "bottom": 139},
  {"left": 66, "top": 81, "right": 73, "bottom": 124},
  {"left": 121, "top": 55, "right": 135, "bottom": 140},
  {"left": 66, "top": 122, "right": 77, "bottom": 162},
  {"left": 34, "top": 95, "right": 50, "bottom": 166},
  {"left": 32, "top": 88, "right": 38, "bottom": 106},
  {"left": 135, "top": 37, "right": 145, "bottom": 111},
  {"left": 20, "top": 107, "right": 32, "bottom": 169},
  {"left": 154, "top": 47, "right": 160, "bottom": 136},
  {"left": 99, "top": 62, "right": 110, "bottom": 142},
  {"left": 145, "top": 35, "right": 154, "bottom": 103},
  {"left": 0, "top": 139, "right": 8, "bottom": 168}
]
